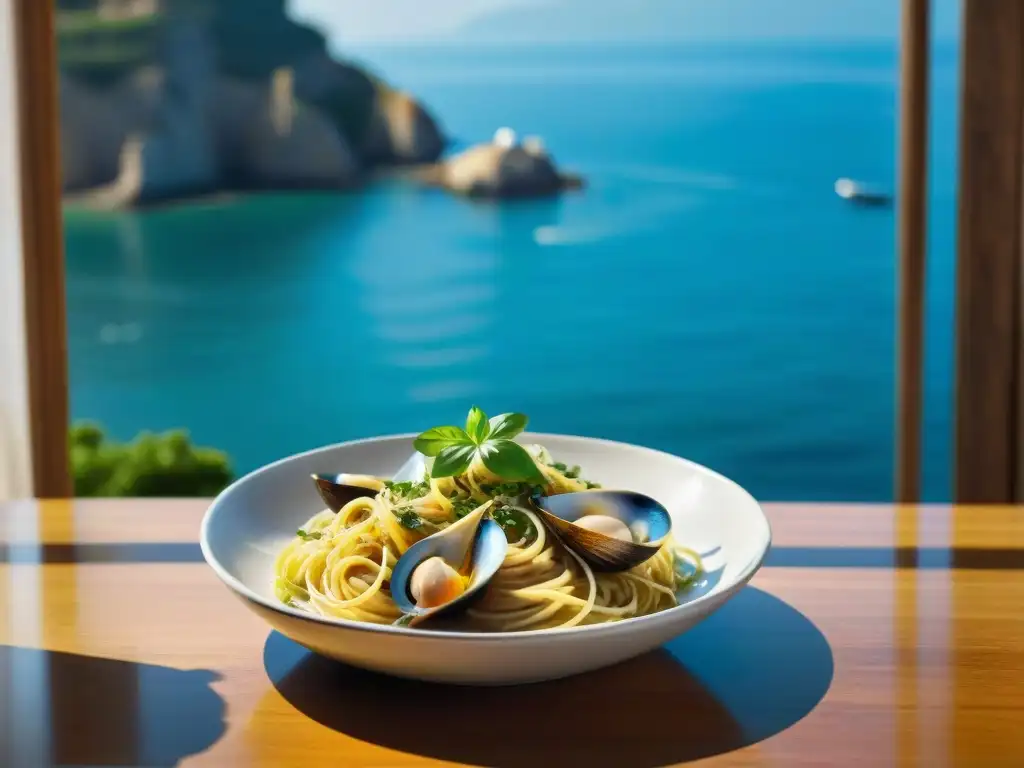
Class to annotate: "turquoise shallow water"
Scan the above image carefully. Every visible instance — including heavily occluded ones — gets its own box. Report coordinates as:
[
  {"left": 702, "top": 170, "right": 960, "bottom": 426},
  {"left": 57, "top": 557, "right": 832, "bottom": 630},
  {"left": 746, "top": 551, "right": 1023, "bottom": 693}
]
[{"left": 64, "top": 41, "right": 959, "bottom": 501}]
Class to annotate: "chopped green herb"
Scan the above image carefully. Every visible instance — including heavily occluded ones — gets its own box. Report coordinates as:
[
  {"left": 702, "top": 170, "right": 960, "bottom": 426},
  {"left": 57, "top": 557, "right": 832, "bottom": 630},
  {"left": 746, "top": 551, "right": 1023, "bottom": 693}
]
[
  {"left": 296, "top": 528, "right": 322, "bottom": 541},
  {"left": 492, "top": 504, "right": 536, "bottom": 541},
  {"left": 451, "top": 499, "right": 477, "bottom": 520},
  {"left": 488, "top": 481, "right": 545, "bottom": 500},
  {"left": 395, "top": 510, "right": 425, "bottom": 530},
  {"left": 584, "top": 480, "right": 602, "bottom": 489},
  {"left": 553, "top": 462, "right": 567, "bottom": 471},
  {"left": 563, "top": 465, "right": 581, "bottom": 479},
  {"left": 385, "top": 480, "right": 430, "bottom": 500},
  {"left": 275, "top": 576, "right": 309, "bottom": 603}
]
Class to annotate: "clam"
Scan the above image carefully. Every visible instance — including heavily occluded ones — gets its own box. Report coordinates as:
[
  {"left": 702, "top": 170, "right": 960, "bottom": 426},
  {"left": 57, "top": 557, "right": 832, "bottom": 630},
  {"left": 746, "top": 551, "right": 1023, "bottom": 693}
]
[
  {"left": 390, "top": 501, "right": 508, "bottom": 627},
  {"left": 311, "top": 453, "right": 430, "bottom": 512},
  {"left": 533, "top": 490, "right": 671, "bottom": 572},
  {"left": 311, "top": 473, "right": 383, "bottom": 512}
]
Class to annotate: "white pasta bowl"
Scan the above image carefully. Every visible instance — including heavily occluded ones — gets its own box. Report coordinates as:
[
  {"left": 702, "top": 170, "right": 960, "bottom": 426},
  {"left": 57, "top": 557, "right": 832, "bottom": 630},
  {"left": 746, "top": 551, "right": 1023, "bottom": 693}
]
[{"left": 200, "top": 433, "right": 771, "bottom": 685}]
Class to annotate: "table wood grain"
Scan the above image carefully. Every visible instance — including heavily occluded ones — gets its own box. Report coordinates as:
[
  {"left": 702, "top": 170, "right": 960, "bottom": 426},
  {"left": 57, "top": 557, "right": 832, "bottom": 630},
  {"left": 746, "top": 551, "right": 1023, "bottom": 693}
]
[{"left": 1, "top": 500, "right": 1023, "bottom": 767}]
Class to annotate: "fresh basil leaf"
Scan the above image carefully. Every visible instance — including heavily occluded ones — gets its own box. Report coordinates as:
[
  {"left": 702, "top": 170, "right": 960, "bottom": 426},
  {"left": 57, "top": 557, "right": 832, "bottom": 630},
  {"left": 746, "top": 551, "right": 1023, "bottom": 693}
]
[
  {"left": 430, "top": 443, "right": 477, "bottom": 478},
  {"left": 487, "top": 413, "right": 528, "bottom": 441},
  {"left": 479, "top": 440, "right": 545, "bottom": 482},
  {"left": 413, "top": 425, "right": 472, "bottom": 457},
  {"left": 465, "top": 406, "right": 490, "bottom": 444}
]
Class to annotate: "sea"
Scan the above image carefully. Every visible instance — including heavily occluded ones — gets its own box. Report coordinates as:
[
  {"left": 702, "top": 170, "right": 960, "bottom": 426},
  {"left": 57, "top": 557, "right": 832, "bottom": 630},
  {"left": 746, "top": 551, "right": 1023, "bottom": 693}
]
[{"left": 64, "top": 41, "right": 961, "bottom": 502}]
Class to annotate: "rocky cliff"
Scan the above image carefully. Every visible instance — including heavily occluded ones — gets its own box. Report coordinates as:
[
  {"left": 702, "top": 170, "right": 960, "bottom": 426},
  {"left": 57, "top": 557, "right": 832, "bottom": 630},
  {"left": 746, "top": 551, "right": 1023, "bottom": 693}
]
[{"left": 57, "top": 0, "right": 445, "bottom": 206}]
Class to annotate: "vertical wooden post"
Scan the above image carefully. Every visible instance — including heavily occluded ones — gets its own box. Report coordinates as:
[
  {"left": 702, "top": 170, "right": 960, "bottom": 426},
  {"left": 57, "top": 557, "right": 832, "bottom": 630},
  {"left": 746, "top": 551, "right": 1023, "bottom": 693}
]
[
  {"left": 12, "top": 0, "right": 70, "bottom": 497},
  {"left": 896, "top": 0, "right": 931, "bottom": 503},
  {"left": 954, "top": 0, "right": 1024, "bottom": 503}
]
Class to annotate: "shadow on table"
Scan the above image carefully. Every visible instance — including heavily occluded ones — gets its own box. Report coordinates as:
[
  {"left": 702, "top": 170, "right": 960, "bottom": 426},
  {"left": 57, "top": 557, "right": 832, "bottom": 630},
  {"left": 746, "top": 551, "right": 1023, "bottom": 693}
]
[
  {"left": 264, "top": 586, "right": 833, "bottom": 767},
  {"left": 0, "top": 645, "right": 225, "bottom": 767}
]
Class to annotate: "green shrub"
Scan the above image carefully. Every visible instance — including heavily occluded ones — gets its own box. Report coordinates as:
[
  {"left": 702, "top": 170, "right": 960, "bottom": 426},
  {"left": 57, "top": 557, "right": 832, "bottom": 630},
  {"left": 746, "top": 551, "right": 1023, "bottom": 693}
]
[
  {"left": 56, "top": 7, "right": 162, "bottom": 87},
  {"left": 70, "top": 421, "right": 233, "bottom": 497}
]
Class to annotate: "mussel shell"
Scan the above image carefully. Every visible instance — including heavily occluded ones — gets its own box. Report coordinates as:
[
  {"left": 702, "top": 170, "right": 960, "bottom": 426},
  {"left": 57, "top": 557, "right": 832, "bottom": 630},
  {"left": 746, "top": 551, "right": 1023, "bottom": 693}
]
[
  {"left": 312, "top": 452, "right": 428, "bottom": 513},
  {"left": 535, "top": 490, "right": 671, "bottom": 572},
  {"left": 311, "top": 473, "right": 381, "bottom": 512},
  {"left": 390, "top": 514, "right": 508, "bottom": 628}
]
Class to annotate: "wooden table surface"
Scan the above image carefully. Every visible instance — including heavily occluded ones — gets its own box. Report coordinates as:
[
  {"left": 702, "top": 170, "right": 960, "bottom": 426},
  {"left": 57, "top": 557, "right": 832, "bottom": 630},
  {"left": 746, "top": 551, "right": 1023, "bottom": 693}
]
[{"left": 1, "top": 500, "right": 1022, "bottom": 767}]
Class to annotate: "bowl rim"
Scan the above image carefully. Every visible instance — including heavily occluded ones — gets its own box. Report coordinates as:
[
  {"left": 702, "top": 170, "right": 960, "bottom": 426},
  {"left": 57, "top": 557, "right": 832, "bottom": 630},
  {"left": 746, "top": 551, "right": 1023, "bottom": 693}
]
[{"left": 200, "top": 431, "right": 772, "bottom": 642}]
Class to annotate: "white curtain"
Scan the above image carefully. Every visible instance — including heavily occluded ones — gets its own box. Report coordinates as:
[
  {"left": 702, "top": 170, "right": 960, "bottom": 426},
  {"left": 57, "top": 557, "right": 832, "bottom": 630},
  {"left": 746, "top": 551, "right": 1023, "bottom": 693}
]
[{"left": 0, "top": 0, "right": 33, "bottom": 501}]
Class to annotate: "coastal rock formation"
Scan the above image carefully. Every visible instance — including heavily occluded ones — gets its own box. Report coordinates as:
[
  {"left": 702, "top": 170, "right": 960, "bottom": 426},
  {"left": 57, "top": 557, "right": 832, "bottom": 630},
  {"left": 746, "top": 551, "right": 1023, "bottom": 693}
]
[
  {"left": 215, "top": 72, "right": 359, "bottom": 191},
  {"left": 244, "top": 92, "right": 358, "bottom": 190},
  {"left": 132, "top": 18, "right": 217, "bottom": 201},
  {"left": 56, "top": 0, "right": 443, "bottom": 206},
  {"left": 425, "top": 130, "right": 584, "bottom": 199},
  {"left": 59, "top": 75, "right": 125, "bottom": 191},
  {"left": 364, "top": 89, "right": 447, "bottom": 165}
]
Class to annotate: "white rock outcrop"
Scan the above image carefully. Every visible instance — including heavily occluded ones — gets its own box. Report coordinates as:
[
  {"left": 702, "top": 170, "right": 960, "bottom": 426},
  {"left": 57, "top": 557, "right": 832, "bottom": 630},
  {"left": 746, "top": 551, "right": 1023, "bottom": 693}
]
[{"left": 429, "top": 134, "right": 583, "bottom": 199}]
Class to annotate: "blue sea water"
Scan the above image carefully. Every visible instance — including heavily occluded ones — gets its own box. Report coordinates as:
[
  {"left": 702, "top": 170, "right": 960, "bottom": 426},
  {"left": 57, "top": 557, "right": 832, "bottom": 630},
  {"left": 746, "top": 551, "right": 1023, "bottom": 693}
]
[{"left": 64, "top": 41, "right": 960, "bottom": 502}]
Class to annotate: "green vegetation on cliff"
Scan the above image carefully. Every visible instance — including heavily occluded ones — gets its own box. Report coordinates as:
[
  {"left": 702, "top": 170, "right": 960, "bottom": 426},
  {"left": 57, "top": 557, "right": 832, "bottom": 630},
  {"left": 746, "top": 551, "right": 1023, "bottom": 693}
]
[
  {"left": 56, "top": 6, "right": 162, "bottom": 86},
  {"left": 56, "top": 0, "right": 380, "bottom": 151},
  {"left": 71, "top": 421, "right": 233, "bottom": 497}
]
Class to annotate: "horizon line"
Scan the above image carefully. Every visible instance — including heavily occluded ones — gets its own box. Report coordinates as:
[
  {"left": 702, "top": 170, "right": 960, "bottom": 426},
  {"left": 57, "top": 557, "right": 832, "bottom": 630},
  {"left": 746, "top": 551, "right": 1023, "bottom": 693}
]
[{"left": 330, "top": 35, "right": 961, "bottom": 49}]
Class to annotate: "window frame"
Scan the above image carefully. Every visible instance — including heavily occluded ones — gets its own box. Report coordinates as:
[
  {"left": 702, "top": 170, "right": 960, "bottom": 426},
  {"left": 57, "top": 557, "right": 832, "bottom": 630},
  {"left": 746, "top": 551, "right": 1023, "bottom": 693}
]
[
  {"left": 11, "top": 0, "right": 1015, "bottom": 502},
  {"left": 952, "top": 0, "right": 1024, "bottom": 503},
  {"left": 13, "top": 0, "right": 70, "bottom": 498}
]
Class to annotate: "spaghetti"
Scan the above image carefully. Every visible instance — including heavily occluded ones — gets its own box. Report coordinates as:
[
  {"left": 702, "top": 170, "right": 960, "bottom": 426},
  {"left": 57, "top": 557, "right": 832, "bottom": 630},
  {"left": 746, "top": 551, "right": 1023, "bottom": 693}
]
[{"left": 274, "top": 446, "right": 702, "bottom": 631}]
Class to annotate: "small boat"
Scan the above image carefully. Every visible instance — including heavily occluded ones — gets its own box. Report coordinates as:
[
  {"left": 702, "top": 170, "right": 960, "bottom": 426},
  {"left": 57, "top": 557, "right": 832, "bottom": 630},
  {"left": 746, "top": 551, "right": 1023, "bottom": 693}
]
[{"left": 835, "top": 178, "right": 892, "bottom": 206}]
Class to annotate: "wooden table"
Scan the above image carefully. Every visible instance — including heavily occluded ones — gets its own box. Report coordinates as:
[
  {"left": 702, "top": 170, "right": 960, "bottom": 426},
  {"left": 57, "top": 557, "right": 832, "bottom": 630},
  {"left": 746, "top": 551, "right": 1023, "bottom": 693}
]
[{"left": 1, "top": 500, "right": 1022, "bottom": 767}]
